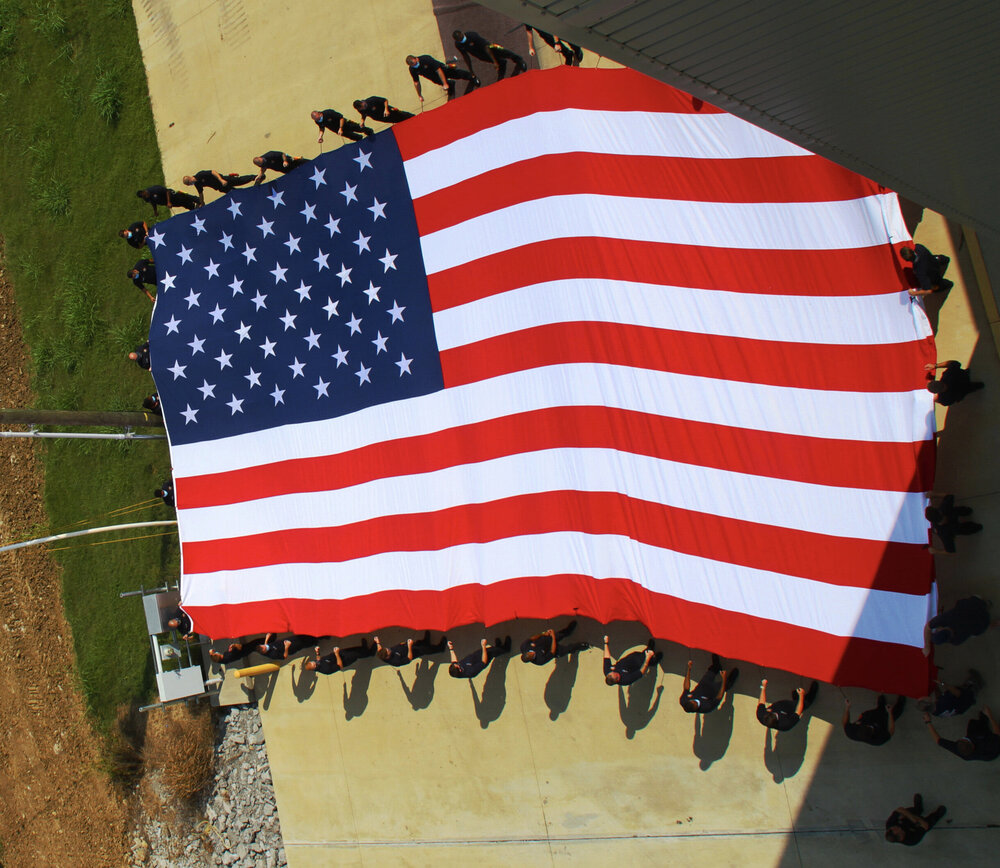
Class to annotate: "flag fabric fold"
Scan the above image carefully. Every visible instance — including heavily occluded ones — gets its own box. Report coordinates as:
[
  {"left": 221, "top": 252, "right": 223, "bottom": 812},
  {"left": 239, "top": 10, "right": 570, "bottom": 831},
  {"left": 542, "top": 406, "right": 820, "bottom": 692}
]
[{"left": 149, "top": 66, "right": 936, "bottom": 695}]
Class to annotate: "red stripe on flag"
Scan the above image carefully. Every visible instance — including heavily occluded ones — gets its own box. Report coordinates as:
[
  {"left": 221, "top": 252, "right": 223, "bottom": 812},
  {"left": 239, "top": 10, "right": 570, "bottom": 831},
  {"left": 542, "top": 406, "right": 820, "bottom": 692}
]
[
  {"left": 177, "top": 406, "right": 933, "bottom": 510},
  {"left": 183, "top": 574, "right": 933, "bottom": 696},
  {"left": 440, "top": 321, "right": 932, "bottom": 393},
  {"left": 412, "top": 152, "right": 882, "bottom": 236},
  {"left": 394, "top": 66, "right": 724, "bottom": 160},
  {"left": 180, "top": 489, "right": 931, "bottom": 595},
  {"left": 427, "top": 237, "right": 909, "bottom": 309}
]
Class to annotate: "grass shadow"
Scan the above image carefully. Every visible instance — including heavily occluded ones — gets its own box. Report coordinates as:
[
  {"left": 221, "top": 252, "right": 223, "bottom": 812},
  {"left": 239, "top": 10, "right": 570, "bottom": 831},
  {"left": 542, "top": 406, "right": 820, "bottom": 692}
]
[{"left": 470, "top": 654, "right": 511, "bottom": 729}]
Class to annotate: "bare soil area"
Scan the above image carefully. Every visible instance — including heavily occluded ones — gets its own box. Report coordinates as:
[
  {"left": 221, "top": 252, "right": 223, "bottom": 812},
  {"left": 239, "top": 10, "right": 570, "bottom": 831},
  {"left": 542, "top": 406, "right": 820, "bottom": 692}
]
[{"left": 0, "top": 246, "right": 129, "bottom": 866}]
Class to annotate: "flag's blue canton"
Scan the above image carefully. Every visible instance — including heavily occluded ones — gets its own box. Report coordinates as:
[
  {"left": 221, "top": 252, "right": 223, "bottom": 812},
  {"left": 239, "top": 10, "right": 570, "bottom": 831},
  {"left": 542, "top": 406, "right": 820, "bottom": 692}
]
[{"left": 148, "top": 133, "right": 443, "bottom": 446}]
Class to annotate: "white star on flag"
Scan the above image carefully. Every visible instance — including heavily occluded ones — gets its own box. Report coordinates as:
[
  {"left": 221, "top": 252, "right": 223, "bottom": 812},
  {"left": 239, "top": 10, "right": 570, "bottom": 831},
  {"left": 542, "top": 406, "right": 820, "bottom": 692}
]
[
  {"left": 304, "top": 329, "right": 321, "bottom": 350},
  {"left": 161, "top": 272, "right": 176, "bottom": 291},
  {"left": 185, "top": 290, "right": 201, "bottom": 308},
  {"left": 341, "top": 182, "right": 358, "bottom": 204},
  {"left": 284, "top": 233, "right": 301, "bottom": 254},
  {"left": 168, "top": 360, "right": 187, "bottom": 379},
  {"left": 204, "top": 259, "right": 220, "bottom": 278},
  {"left": 251, "top": 291, "right": 268, "bottom": 311},
  {"left": 242, "top": 244, "right": 257, "bottom": 264},
  {"left": 300, "top": 202, "right": 317, "bottom": 223},
  {"left": 270, "top": 386, "right": 285, "bottom": 405},
  {"left": 325, "top": 215, "right": 341, "bottom": 236},
  {"left": 355, "top": 363, "right": 371, "bottom": 384},
  {"left": 270, "top": 263, "right": 288, "bottom": 283},
  {"left": 310, "top": 167, "right": 327, "bottom": 188},
  {"left": 368, "top": 198, "right": 386, "bottom": 221},
  {"left": 267, "top": 189, "right": 284, "bottom": 208},
  {"left": 147, "top": 227, "right": 165, "bottom": 248},
  {"left": 209, "top": 304, "right": 226, "bottom": 323},
  {"left": 164, "top": 315, "right": 182, "bottom": 334},
  {"left": 293, "top": 280, "right": 312, "bottom": 302},
  {"left": 187, "top": 335, "right": 206, "bottom": 355},
  {"left": 258, "top": 217, "right": 275, "bottom": 237},
  {"left": 314, "top": 250, "right": 330, "bottom": 271},
  {"left": 215, "top": 349, "right": 233, "bottom": 369},
  {"left": 219, "top": 231, "right": 234, "bottom": 250},
  {"left": 227, "top": 199, "right": 243, "bottom": 218},
  {"left": 313, "top": 377, "right": 330, "bottom": 397},
  {"left": 226, "top": 395, "right": 244, "bottom": 414},
  {"left": 235, "top": 321, "right": 252, "bottom": 342},
  {"left": 178, "top": 245, "right": 193, "bottom": 264},
  {"left": 395, "top": 353, "right": 413, "bottom": 375},
  {"left": 387, "top": 300, "right": 405, "bottom": 323},
  {"left": 363, "top": 282, "right": 381, "bottom": 304},
  {"left": 245, "top": 368, "right": 262, "bottom": 388},
  {"left": 379, "top": 249, "right": 397, "bottom": 271},
  {"left": 197, "top": 380, "right": 216, "bottom": 399},
  {"left": 259, "top": 337, "right": 277, "bottom": 358},
  {"left": 332, "top": 345, "right": 349, "bottom": 367},
  {"left": 192, "top": 216, "right": 206, "bottom": 235},
  {"left": 288, "top": 358, "right": 306, "bottom": 378},
  {"left": 280, "top": 310, "right": 298, "bottom": 331},
  {"left": 181, "top": 405, "right": 199, "bottom": 424},
  {"left": 323, "top": 298, "right": 340, "bottom": 319},
  {"left": 346, "top": 314, "right": 362, "bottom": 335},
  {"left": 354, "top": 231, "right": 371, "bottom": 253},
  {"left": 354, "top": 151, "right": 372, "bottom": 172}
]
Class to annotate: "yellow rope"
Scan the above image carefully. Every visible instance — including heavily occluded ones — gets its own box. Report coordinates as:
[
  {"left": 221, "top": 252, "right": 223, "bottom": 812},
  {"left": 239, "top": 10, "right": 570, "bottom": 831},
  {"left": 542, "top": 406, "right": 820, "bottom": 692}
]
[{"left": 45, "top": 530, "right": 178, "bottom": 552}]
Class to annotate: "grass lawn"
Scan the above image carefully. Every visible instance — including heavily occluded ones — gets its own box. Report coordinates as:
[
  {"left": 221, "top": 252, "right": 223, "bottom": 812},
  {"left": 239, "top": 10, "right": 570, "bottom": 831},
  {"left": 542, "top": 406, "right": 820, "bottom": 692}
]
[{"left": 0, "top": 0, "right": 178, "bottom": 730}]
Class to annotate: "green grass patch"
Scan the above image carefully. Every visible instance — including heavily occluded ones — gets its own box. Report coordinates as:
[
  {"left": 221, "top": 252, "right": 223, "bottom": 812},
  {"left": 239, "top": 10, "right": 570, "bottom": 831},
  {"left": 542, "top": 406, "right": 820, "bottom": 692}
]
[{"left": 0, "top": 0, "right": 177, "bottom": 731}]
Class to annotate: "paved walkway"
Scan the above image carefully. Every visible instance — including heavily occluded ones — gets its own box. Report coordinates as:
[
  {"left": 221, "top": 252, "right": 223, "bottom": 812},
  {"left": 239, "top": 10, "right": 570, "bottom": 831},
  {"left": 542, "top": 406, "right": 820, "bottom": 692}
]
[{"left": 134, "top": 2, "right": 1000, "bottom": 864}]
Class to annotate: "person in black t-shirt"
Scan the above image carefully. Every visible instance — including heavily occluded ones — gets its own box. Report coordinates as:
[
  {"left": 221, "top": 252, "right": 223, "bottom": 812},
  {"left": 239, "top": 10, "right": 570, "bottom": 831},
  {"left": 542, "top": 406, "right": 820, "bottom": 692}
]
[
  {"left": 310, "top": 109, "right": 373, "bottom": 144},
  {"left": 136, "top": 185, "right": 200, "bottom": 215},
  {"left": 756, "top": 679, "right": 818, "bottom": 731},
  {"left": 374, "top": 630, "right": 447, "bottom": 666},
  {"left": 918, "top": 670, "right": 982, "bottom": 717},
  {"left": 119, "top": 220, "right": 148, "bottom": 249},
  {"left": 209, "top": 637, "right": 265, "bottom": 665},
  {"left": 925, "top": 596, "right": 995, "bottom": 647},
  {"left": 885, "top": 794, "right": 947, "bottom": 846},
  {"left": 603, "top": 636, "right": 661, "bottom": 686},
  {"left": 519, "top": 619, "right": 589, "bottom": 665},
  {"left": 254, "top": 633, "right": 326, "bottom": 660},
  {"left": 252, "top": 151, "right": 308, "bottom": 185},
  {"left": 842, "top": 694, "right": 905, "bottom": 745},
  {"left": 925, "top": 360, "right": 984, "bottom": 406},
  {"left": 166, "top": 606, "right": 192, "bottom": 638},
  {"left": 407, "top": 54, "right": 479, "bottom": 103},
  {"left": 680, "top": 653, "right": 739, "bottom": 713},
  {"left": 154, "top": 477, "right": 175, "bottom": 508},
  {"left": 127, "top": 258, "right": 156, "bottom": 302},
  {"left": 901, "top": 244, "right": 951, "bottom": 296},
  {"left": 924, "top": 706, "right": 1000, "bottom": 761},
  {"left": 453, "top": 30, "right": 526, "bottom": 81},
  {"left": 129, "top": 340, "right": 151, "bottom": 371},
  {"left": 447, "top": 637, "right": 512, "bottom": 678},
  {"left": 182, "top": 170, "right": 256, "bottom": 205},
  {"left": 354, "top": 96, "right": 413, "bottom": 126},
  {"left": 925, "top": 495, "right": 984, "bottom": 554},
  {"left": 141, "top": 393, "right": 162, "bottom": 417},
  {"left": 304, "top": 639, "right": 376, "bottom": 674},
  {"left": 524, "top": 24, "right": 582, "bottom": 66}
]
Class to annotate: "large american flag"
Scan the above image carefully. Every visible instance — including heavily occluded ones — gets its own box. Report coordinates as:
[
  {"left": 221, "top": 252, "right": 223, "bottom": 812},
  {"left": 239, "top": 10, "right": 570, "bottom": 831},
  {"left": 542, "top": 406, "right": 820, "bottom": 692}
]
[{"left": 149, "top": 67, "right": 936, "bottom": 695}]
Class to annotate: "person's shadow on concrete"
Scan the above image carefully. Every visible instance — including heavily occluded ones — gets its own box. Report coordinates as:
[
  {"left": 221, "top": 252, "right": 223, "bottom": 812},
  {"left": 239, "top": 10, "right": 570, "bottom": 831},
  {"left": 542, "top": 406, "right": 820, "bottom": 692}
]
[
  {"left": 545, "top": 652, "right": 580, "bottom": 720},
  {"left": 692, "top": 691, "right": 735, "bottom": 770},
  {"left": 398, "top": 659, "right": 440, "bottom": 711},
  {"left": 251, "top": 669, "right": 280, "bottom": 712},
  {"left": 343, "top": 663, "right": 373, "bottom": 720},
  {"left": 290, "top": 663, "right": 317, "bottom": 703},
  {"left": 763, "top": 721, "right": 810, "bottom": 783},
  {"left": 617, "top": 675, "right": 664, "bottom": 739},
  {"left": 470, "top": 655, "right": 511, "bottom": 729}
]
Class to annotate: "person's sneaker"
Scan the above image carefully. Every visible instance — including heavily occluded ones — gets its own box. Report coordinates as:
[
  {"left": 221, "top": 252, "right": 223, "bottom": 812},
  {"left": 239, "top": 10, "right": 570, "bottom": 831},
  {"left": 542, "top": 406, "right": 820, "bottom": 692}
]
[
  {"left": 891, "top": 695, "right": 906, "bottom": 719},
  {"left": 564, "top": 619, "right": 578, "bottom": 634},
  {"left": 804, "top": 680, "right": 819, "bottom": 706},
  {"left": 913, "top": 793, "right": 923, "bottom": 814},
  {"left": 473, "top": 76, "right": 482, "bottom": 87},
  {"left": 711, "top": 653, "right": 721, "bottom": 670},
  {"left": 646, "top": 638, "right": 656, "bottom": 651}
]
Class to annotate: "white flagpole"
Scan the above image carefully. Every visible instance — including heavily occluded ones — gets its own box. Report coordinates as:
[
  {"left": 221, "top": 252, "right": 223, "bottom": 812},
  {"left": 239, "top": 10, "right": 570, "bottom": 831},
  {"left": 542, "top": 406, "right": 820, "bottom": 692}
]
[{"left": 0, "top": 521, "right": 178, "bottom": 554}]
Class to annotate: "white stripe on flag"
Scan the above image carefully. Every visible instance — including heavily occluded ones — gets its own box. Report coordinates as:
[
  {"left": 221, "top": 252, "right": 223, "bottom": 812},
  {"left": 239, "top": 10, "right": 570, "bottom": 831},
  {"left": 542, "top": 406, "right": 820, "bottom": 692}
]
[
  {"left": 180, "top": 531, "right": 931, "bottom": 646},
  {"left": 418, "top": 193, "right": 908, "bottom": 275},
  {"left": 403, "top": 109, "right": 811, "bottom": 198},
  {"left": 432, "top": 278, "right": 922, "bottom": 351},
  {"left": 168, "top": 363, "right": 934, "bottom": 478}
]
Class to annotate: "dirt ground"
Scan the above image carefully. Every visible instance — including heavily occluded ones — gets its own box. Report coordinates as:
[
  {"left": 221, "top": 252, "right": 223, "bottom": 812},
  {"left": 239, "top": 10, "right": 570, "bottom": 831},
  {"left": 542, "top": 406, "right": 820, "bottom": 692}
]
[{"left": 0, "top": 243, "right": 129, "bottom": 866}]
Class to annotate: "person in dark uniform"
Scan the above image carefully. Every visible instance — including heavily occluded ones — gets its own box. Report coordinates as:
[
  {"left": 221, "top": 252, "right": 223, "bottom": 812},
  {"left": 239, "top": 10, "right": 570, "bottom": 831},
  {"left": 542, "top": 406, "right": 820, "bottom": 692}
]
[
  {"left": 924, "top": 706, "right": 1000, "bottom": 761},
  {"left": 925, "top": 596, "right": 995, "bottom": 647},
  {"left": 756, "top": 678, "right": 819, "bottom": 731},
  {"left": 918, "top": 670, "right": 983, "bottom": 718},
  {"left": 603, "top": 636, "right": 661, "bottom": 686},
  {"left": 128, "top": 258, "right": 156, "bottom": 302},
  {"left": 519, "top": 619, "right": 589, "bottom": 665},
  {"left": 901, "top": 244, "right": 951, "bottom": 296},
  {"left": 842, "top": 694, "right": 906, "bottom": 745},
  {"left": 374, "top": 630, "right": 448, "bottom": 666},
  {"left": 524, "top": 24, "right": 583, "bottom": 66},
  {"left": 310, "top": 109, "right": 373, "bottom": 144},
  {"left": 304, "top": 639, "right": 377, "bottom": 674},
  {"left": 679, "top": 653, "right": 739, "bottom": 713},
  {"left": 885, "top": 794, "right": 947, "bottom": 846},
  {"left": 119, "top": 221, "right": 148, "bottom": 249},
  {"left": 447, "top": 637, "right": 512, "bottom": 678},
  {"left": 353, "top": 96, "right": 413, "bottom": 126},
  {"left": 453, "top": 30, "right": 527, "bottom": 81},
  {"left": 208, "top": 637, "right": 265, "bottom": 665},
  {"left": 129, "top": 340, "right": 151, "bottom": 371},
  {"left": 141, "top": 393, "right": 162, "bottom": 417},
  {"left": 252, "top": 151, "right": 309, "bottom": 185},
  {"left": 166, "top": 607, "right": 193, "bottom": 637},
  {"left": 925, "top": 360, "right": 985, "bottom": 406},
  {"left": 182, "top": 170, "right": 256, "bottom": 205},
  {"left": 925, "top": 495, "right": 984, "bottom": 554},
  {"left": 136, "top": 185, "right": 200, "bottom": 215},
  {"left": 406, "top": 54, "right": 479, "bottom": 103},
  {"left": 254, "top": 633, "right": 326, "bottom": 660},
  {"left": 154, "top": 478, "right": 174, "bottom": 508}
]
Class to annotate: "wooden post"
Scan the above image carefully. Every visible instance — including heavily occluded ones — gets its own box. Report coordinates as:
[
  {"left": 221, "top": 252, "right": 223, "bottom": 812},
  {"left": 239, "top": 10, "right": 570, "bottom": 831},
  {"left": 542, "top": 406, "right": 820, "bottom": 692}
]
[{"left": 0, "top": 409, "right": 164, "bottom": 428}]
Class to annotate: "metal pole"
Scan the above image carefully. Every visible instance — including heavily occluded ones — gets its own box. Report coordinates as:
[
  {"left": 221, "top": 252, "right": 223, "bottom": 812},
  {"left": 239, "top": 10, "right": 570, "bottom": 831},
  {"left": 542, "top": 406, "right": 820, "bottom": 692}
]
[
  {"left": 0, "top": 430, "right": 166, "bottom": 440},
  {"left": 0, "top": 520, "right": 178, "bottom": 554}
]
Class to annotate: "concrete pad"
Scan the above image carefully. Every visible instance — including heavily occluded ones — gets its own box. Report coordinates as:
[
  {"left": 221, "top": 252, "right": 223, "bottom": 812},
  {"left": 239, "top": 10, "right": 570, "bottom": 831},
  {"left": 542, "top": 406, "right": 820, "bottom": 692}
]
[{"left": 134, "top": 3, "right": 1000, "bottom": 865}]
